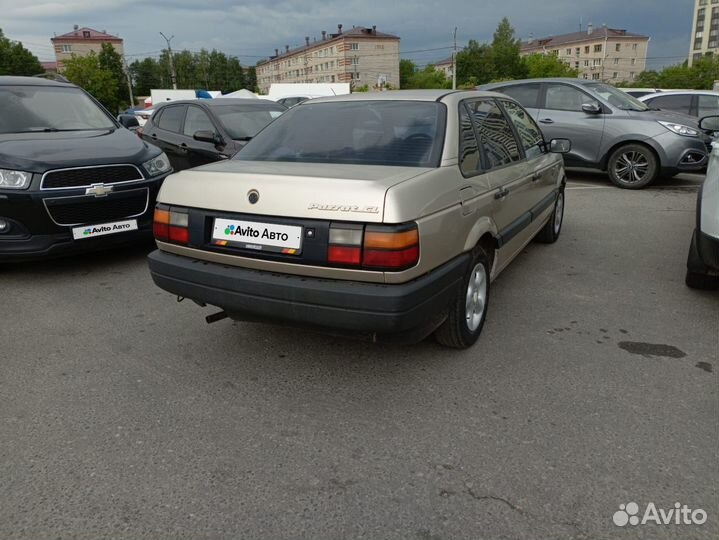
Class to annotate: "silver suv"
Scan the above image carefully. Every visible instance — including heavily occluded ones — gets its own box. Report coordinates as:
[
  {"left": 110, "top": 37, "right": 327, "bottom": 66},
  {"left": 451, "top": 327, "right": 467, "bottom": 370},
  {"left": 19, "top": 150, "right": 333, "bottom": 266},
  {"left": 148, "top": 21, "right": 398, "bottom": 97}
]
[
  {"left": 147, "top": 91, "right": 570, "bottom": 348},
  {"left": 481, "top": 78, "right": 711, "bottom": 189}
]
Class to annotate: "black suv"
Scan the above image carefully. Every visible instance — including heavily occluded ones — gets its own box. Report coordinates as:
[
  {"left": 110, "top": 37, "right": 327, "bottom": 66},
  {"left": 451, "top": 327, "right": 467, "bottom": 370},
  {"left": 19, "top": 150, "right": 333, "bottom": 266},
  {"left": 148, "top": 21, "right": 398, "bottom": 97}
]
[
  {"left": 0, "top": 76, "right": 173, "bottom": 262},
  {"left": 140, "top": 98, "right": 286, "bottom": 171}
]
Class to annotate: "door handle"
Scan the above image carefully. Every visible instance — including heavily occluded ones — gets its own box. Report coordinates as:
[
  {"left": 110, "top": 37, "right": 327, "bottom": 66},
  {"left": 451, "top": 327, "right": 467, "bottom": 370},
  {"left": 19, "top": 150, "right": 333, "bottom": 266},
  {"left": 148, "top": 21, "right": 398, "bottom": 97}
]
[
  {"left": 539, "top": 118, "right": 554, "bottom": 124},
  {"left": 532, "top": 172, "right": 542, "bottom": 182},
  {"left": 494, "top": 188, "right": 509, "bottom": 200},
  {"left": 151, "top": 133, "right": 157, "bottom": 139}
]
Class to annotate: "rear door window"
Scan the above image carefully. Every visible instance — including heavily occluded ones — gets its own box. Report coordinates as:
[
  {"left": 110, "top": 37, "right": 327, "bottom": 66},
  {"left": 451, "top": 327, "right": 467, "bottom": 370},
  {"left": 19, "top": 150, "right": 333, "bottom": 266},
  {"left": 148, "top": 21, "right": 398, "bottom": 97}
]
[
  {"left": 697, "top": 95, "right": 719, "bottom": 118},
  {"left": 497, "top": 84, "right": 541, "bottom": 109},
  {"left": 467, "top": 100, "right": 521, "bottom": 169},
  {"left": 157, "top": 105, "right": 186, "bottom": 133},
  {"left": 458, "top": 103, "right": 481, "bottom": 176},
  {"left": 646, "top": 95, "right": 692, "bottom": 115}
]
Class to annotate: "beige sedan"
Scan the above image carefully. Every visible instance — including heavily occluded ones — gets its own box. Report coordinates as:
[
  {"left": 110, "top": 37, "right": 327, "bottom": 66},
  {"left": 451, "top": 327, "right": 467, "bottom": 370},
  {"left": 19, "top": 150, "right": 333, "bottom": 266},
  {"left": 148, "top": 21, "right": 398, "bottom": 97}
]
[{"left": 148, "top": 90, "right": 570, "bottom": 348}]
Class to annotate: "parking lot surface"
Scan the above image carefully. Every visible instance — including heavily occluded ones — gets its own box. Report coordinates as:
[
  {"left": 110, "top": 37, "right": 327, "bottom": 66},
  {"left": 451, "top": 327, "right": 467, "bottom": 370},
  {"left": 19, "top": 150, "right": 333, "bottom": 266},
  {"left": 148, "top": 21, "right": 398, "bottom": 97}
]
[{"left": 1, "top": 172, "right": 717, "bottom": 540}]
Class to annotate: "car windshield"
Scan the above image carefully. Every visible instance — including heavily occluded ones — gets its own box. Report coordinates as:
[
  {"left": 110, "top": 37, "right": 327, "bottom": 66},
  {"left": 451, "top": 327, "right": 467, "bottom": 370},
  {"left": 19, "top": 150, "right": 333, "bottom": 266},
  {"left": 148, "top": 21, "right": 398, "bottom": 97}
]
[
  {"left": 213, "top": 104, "right": 286, "bottom": 140},
  {"left": 236, "top": 100, "right": 446, "bottom": 167},
  {"left": 0, "top": 85, "right": 116, "bottom": 133},
  {"left": 585, "top": 83, "right": 649, "bottom": 112}
]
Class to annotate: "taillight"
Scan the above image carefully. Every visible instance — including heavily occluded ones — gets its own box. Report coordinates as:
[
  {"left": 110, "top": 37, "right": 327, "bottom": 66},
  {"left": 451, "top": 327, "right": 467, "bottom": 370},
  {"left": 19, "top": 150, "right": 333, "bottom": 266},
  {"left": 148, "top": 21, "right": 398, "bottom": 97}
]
[
  {"left": 327, "top": 223, "right": 363, "bottom": 266},
  {"left": 363, "top": 224, "right": 419, "bottom": 269},
  {"left": 326, "top": 222, "right": 419, "bottom": 270},
  {"left": 153, "top": 204, "right": 189, "bottom": 245}
]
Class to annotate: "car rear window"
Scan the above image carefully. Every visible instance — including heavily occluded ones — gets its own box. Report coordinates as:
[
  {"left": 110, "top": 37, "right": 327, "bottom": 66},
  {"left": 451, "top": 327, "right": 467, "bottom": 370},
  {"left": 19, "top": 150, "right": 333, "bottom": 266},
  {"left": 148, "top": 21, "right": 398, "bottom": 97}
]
[
  {"left": 497, "top": 84, "right": 541, "bottom": 109},
  {"left": 236, "top": 100, "right": 446, "bottom": 167},
  {"left": 0, "top": 85, "right": 115, "bottom": 133}
]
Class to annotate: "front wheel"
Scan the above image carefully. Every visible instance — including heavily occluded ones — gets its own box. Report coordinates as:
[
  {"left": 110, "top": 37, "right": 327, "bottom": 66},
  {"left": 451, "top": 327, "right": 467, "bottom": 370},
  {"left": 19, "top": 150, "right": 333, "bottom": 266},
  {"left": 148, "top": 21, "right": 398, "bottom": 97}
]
[
  {"left": 607, "top": 144, "right": 659, "bottom": 189},
  {"left": 434, "top": 246, "right": 490, "bottom": 349}
]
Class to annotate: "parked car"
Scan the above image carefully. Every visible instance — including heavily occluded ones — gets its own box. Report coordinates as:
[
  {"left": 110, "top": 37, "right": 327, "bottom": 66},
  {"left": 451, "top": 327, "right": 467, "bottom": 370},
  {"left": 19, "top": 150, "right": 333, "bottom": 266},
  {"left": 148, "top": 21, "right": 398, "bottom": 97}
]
[
  {"left": 686, "top": 115, "right": 719, "bottom": 290},
  {"left": 275, "top": 96, "right": 313, "bottom": 108},
  {"left": 0, "top": 76, "right": 172, "bottom": 262},
  {"left": 147, "top": 90, "right": 571, "bottom": 349},
  {"left": 141, "top": 99, "right": 286, "bottom": 171},
  {"left": 618, "top": 88, "right": 662, "bottom": 98},
  {"left": 639, "top": 90, "right": 719, "bottom": 119},
  {"left": 480, "top": 78, "right": 711, "bottom": 189}
]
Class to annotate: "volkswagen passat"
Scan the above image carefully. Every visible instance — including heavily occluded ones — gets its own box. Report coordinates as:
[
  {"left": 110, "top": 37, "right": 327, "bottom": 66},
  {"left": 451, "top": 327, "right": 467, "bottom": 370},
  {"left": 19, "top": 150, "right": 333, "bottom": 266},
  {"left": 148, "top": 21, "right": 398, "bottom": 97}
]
[{"left": 148, "top": 90, "right": 570, "bottom": 348}]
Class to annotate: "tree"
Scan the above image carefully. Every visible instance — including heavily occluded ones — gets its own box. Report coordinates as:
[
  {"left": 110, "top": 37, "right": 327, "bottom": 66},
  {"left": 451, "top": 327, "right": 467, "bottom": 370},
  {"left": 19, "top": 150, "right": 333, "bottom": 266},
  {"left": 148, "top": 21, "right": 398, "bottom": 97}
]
[
  {"left": 130, "top": 57, "right": 161, "bottom": 96},
  {"left": 63, "top": 52, "right": 119, "bottom": 112},
  {"left": 0, "top": 28, "right": 44, "bottom": 76},
  {"left": 246, "top": 66, "right": 257, "bottom": 93},
  {"left": 629, "top": 56, "right": 719, "bottom": 90},
  {"left": 491, "top": 18, "right": 527, "bottom": 80},
  {"left": 523, "top": 54, "right": 578, "bottom": 78},
  {"left": 98, "top": 43, "right": 129, "bottom": 106},
  {"left": 456, "top": 40, "right": 496, "bottom": 86},
  {"left": 400, "top": 59, "right": 416, "bottom": 89},
  {"left": 404, "top": 66, "right": 451, "bottom": 89}
]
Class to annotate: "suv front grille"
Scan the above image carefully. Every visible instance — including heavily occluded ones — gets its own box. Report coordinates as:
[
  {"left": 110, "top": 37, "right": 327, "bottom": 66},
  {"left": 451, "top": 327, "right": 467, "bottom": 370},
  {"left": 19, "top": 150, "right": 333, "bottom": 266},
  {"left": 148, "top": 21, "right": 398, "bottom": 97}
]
[
  {"left": 44, "top": 188, "right": 149, "bottom": 226},
  {"left": 41, "top": 165, "right": 144, "bottom": 190}
]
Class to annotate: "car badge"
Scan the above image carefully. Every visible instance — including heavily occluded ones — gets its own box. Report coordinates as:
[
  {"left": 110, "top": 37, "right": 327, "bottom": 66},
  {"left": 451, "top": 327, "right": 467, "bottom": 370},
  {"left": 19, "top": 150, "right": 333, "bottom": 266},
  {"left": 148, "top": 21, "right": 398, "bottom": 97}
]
[{"left": 85, "top": 183, "right": 114, "bottom": 198}]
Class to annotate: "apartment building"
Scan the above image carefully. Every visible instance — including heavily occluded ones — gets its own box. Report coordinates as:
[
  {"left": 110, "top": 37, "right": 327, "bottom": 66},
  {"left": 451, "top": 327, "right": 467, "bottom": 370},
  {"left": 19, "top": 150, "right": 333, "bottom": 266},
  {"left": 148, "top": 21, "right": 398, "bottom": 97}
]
[
  {"left": 256, "top": 25, "right": 400, "bottom": 93},
  {"left": 689, "top": 0, "right": 719, "bottom": 65},
  {"left": 51, "top": 26, "right": 124, "bottom": 72},
  {"left": 434, "top": 56, "right": 454, "bottom": 79},
  {"left": 520, "top": 24, "right": 649, "bottom": 83}
]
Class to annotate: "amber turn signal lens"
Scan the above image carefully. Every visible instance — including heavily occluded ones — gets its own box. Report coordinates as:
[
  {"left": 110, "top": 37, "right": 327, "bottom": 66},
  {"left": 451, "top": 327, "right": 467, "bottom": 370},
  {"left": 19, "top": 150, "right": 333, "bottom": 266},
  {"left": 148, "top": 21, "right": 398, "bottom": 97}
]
[
  {"left": 364, "top": 228, "right": 418, "bottom": 250},
  {"left": 154, "top": 208, "right": 170, "bottom": 224}
]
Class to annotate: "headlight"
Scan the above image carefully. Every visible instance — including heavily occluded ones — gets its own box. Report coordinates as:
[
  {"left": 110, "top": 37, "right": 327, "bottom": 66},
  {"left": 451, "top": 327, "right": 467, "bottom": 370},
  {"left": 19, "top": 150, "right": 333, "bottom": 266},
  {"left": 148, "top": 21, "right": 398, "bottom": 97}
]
[
  {"left": 142, "top": 153, "right": 172, "bottom": 176},
  {"left": 659, "top": 121, "right": 699, "bottom": 137},
  {"left": 0, "top": 169, "right": 32, "bottom": 189}
]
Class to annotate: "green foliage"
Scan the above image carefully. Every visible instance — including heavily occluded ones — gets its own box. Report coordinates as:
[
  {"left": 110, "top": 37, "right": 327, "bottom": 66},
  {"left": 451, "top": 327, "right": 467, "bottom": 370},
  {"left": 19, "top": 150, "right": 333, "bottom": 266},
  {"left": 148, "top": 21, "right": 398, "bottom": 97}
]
[
  {"left": 0, "top": 28, "right": 44, "bottom": 76},
  {"left": 130, "top": 57, "right": 161, "bottom": 96},
  {"left": 98, "top": 43, "right": 129, "bottom": 107},
  {"left": 491, "top": 18, "right": 527, "bottom": 80},
  {"left": 353, "top": 84, "right": 369, "bottom": 92},
  {"left": 403, "top": 65, "right": 451, "bottom": 89},
  {"left": 400, "top": 58, "right": 416, "bottom": 88},
  {"left": 522, "top": 53, "right": 579, "bottom": 78},
  {"left": 63, "top": 52, "right": 119, "bottom": 112},
  {"left": 628, "top": 56, "right": 719, "bottom": 90},
  {"left": 456, "top": 40, "right": 496, "bottom": 87}
]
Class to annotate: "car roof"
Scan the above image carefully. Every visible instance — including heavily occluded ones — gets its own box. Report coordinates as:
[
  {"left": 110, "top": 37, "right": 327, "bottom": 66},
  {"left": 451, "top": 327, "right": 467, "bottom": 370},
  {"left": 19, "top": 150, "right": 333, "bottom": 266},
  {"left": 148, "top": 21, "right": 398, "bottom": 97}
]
[
  {"left": 480, "top": 77, "right": 599, "bottom": 89},
  {"left": 639, "top": 90, "right": 719, "bottom": 100},
  {"left": 305, "top": 89, "right": 508, "bottom": 104},
  {"left": 155, "top": 98, "right": 284, "bottom": 108},
  {"left": 0, "top": 75, "right": 75, "bottom": 87}
]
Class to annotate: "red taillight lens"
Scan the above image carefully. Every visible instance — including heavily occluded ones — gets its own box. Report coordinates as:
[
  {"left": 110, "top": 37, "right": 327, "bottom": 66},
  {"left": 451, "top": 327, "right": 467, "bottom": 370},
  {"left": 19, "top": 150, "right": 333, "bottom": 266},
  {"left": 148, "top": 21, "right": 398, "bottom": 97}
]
[
  {"left": 363, "top": 245, "right": 419, "bottom": 268},
  {"left": 328, "top": 246, "right": 362, "bottom": 265},
  {"left": 153, "top": 205, "right": 188, "bottom": 245}
]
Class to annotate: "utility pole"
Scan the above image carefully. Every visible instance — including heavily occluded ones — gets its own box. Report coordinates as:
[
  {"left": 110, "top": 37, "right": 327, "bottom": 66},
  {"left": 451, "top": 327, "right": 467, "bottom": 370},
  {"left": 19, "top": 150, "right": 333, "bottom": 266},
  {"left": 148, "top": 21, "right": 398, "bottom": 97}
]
[
  {"left": 159, "top": 32, "right": 177, "bottom": 89},
  {"left": 122, "top": 56, "right": 135, "bottom": 106},
  {"left": 452, "top": 27, "right": 457, "bottom": 90}
]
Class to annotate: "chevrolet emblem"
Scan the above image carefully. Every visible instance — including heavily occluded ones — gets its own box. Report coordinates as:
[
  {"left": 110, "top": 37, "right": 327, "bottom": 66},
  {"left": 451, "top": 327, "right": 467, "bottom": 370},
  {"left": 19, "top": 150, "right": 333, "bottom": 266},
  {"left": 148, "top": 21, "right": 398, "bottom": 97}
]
[{"left": 85, "top": 183, "right": 114, "bottom": 197}]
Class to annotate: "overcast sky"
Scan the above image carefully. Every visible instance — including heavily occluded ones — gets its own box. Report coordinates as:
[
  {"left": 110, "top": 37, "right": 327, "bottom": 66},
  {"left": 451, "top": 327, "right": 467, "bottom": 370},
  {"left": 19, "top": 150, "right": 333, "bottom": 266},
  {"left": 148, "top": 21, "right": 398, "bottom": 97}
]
[{"left": 1, "top": 0, "right": 694, "bottom": 70}]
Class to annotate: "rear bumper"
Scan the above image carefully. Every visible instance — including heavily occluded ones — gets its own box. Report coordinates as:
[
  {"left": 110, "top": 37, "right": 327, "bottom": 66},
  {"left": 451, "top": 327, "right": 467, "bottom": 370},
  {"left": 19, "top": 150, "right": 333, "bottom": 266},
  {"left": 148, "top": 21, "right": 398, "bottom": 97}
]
[{"left": 148, "top": 249, "right": 470, "bottom": 339}]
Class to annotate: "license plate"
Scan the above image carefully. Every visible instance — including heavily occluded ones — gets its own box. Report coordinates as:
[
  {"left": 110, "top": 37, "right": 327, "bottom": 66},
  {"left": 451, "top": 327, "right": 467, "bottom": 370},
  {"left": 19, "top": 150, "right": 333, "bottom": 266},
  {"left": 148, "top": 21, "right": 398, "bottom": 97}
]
[
  {"left": 212, "top": 218, "right": 302, "bottom": 254},
  {"left": 72, "top": 219, "right": 138, "bottom": 240}
]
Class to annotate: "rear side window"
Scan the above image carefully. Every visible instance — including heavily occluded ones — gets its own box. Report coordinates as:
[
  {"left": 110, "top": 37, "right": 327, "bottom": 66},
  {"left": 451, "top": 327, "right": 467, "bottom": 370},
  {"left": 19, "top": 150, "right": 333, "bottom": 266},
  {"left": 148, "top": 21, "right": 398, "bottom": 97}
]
[
  {"left": 467, "top": 100, "right": 520, "bottom": 169},
  {"left": 500, "top": 100, "right": 544, "bottom": 159},
  {"left": 698, "top": 94, "right": 719, "bottom": 118},
  {"left": 544, "top": 84, "right": 589, "bottom": 112},
  {"left": 459, "top": 103, "right": 481, "bottom": 176},
  {"left": 647, "top": 95, "right": 692, "bottom": 116},
  {"left": 157, "top": 105, "right": 185, "bottom": 133},
  {"left": 497, "top": 84, "right": 541, "bottom": 109}
]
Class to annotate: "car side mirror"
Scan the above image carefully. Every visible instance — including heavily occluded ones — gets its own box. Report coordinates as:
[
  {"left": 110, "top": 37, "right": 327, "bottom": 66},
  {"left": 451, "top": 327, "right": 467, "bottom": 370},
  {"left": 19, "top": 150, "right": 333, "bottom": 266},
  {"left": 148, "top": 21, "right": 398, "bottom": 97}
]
[
  {"left": 549, "top": 138, "right": 571, "bottom": 154},
  {"left": 581, "top": 102, "right": 602, "bottom": 115},
  {"left": 117, "top": 114, "right": 140, "bottom": 129},
  {"left": 699, "top": 115, "right": 719, "bottom": 131},
  {"left": 194, "top": 130, "right": 224, "bottom": 146}
]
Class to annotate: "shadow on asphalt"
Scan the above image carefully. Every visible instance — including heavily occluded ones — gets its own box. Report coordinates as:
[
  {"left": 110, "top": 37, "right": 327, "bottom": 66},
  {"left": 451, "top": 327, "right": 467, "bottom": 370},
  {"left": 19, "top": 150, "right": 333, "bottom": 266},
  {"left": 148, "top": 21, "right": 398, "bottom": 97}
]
[{"left": 566, "top": 168, "right": 705, "bottom": 189}]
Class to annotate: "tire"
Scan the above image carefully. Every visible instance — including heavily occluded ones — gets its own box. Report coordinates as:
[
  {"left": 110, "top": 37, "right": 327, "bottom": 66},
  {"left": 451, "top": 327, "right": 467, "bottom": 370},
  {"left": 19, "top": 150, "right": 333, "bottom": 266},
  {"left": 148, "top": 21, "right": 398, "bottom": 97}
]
[
  {"left": 685, "top": 231, "right": 719, "bottom": 290},
  {"left": 434, "top": 246, "right": 490, "bottom": 349},
  {"left": 607, "top": 144, "right": 659, "bottom": 189},
  {"left": 535, "top": 189, "right": 564, "bottom": 244}
]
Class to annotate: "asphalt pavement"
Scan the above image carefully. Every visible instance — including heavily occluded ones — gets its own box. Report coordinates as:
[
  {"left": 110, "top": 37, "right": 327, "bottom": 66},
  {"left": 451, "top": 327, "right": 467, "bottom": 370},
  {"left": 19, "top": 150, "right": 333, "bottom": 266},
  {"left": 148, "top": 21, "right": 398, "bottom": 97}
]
[{"left": 1, "top": 171, "right": 717, "bottom": 540}]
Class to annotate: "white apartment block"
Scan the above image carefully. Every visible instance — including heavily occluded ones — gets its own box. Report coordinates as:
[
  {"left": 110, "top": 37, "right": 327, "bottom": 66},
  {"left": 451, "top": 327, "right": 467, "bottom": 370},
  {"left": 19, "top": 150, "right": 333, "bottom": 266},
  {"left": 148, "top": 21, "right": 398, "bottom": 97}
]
[
  {"left": 521, "top": 25, "right": 649, "bottom": 84},
  {"left": 689, "top": 0, "right": 719, "bottom": 65},
  {"left": 256, "top": 25, "right": 400, "bottom": 93}
]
